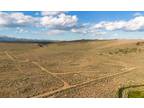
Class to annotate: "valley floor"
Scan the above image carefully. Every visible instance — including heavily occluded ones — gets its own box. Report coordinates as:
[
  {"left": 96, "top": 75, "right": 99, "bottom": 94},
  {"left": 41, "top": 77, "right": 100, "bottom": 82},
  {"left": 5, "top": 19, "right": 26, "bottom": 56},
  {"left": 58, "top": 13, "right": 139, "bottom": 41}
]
[{"left": 0, "top": 39, "right": 144, "bottom": 97}]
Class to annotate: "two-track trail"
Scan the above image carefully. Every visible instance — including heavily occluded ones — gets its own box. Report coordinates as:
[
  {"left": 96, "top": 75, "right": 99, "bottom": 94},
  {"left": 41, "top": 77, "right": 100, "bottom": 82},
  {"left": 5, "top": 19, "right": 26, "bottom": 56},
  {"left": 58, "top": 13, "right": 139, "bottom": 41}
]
[
  {"left": 33, "top": 66, "right": 136, "bottom": 98},
  {"left": 4, "top": 51, "right": 23, "bottom": 73},
  {"left": 31, "top": 61, "right": 70, "bottom": 88},
  {"left": 4, "top": 51, "right": 70, "bottom": 97}
]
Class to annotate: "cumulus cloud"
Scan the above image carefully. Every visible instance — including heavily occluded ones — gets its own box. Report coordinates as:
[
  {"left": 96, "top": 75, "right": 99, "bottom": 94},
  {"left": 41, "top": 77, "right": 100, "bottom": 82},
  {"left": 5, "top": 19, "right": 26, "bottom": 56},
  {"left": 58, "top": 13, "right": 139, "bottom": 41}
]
[
  {"left": 0, "top": 11, "right": 78, "bottom": 36},
  {"left": 71, "top": 24, "right": 106, "bottom": 36},
  {"left": 16, "top": 27, "right": 29, "bottom": 33},
  {"left": 0, "top": 12, "right": 37, "bottom": 27},
  {"left": 125, "top": 16, "right": 144, "bottom": 31},
  {"left": 71, "top": 28, "right": 88, "bottom": 34},
  {"left": 10, "top": 13, "right": 36, "bottom": 25},
  {"left": 94, "top": 21, "right": 126, "bottom": 31},
  {"left": 3, "top": 11, "right": 144, "bottom": 37},
  {"left": 47, "top": 29, "right": 65, "bottom": 35},
  {"left": 93, "top": 16, "right": 144, "bottom": 31},
  {"left": 40, "top": 13, "right": 78, "bottom": 29},
  {"left": 0, "top": 12, "right": 11, "bottom": 26},
  {"left": 0, "top": 11, "right": 105, "bottom": 36},
  {"left": 41, "top": 11, "right": 63, "bottom": 16},
  {"left": 133, "top": 12, "right": 142, "bottom": 17}
]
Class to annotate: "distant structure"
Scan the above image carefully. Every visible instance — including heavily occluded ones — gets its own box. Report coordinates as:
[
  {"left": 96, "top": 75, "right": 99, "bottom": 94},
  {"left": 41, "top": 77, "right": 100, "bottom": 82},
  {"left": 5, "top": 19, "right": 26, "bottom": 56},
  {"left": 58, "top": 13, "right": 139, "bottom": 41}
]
[
  {"left": 38, "top": 44, "right": 43, "bottom": 47},
  {"left": 37, "top": 43, "right": 49, "bottom": 47},
  {"left": 136, "top": 42, "right": 144, "bottom": 46}
]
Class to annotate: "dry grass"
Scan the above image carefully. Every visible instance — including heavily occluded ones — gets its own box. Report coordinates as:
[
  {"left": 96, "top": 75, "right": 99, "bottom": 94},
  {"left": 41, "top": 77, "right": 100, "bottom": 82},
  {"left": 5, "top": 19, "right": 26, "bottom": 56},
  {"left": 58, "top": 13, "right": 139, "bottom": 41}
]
[{"left": 0, "top": 40, "right": 144, "bottom": 97}]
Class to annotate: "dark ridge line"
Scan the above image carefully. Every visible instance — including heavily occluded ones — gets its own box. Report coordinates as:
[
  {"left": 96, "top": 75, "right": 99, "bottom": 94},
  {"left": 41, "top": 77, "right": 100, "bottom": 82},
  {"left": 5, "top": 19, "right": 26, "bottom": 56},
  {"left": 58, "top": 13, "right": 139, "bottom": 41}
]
[{"left": 0, "top": 39, "right": 117, "bottom": 44}]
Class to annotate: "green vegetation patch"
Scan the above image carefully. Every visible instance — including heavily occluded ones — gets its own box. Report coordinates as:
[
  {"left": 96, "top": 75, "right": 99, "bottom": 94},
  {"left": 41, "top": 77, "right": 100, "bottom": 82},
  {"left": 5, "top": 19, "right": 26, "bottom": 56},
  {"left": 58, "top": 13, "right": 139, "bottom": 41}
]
[
  {"left": 128, "top": 90, "right": 144, "bottom": 98},
  {"left": 107, "top": 47, "right": 141, "bottom": 55}
]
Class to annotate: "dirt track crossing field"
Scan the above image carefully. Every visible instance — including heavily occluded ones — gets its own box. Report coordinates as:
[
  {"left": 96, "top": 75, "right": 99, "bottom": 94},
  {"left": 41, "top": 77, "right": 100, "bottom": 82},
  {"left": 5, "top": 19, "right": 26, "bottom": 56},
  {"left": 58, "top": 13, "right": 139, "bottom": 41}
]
[
  {"left": 33, "top": 67, "right": 136, "bottom": 98},
  {"left": 4, "top": 51, "right": 71, "bottom": 97}
]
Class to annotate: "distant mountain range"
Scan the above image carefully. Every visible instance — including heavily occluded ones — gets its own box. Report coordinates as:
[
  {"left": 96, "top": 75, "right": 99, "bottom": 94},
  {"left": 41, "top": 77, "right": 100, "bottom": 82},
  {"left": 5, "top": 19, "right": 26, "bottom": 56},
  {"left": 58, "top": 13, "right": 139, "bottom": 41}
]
[
  {"left": 0, "top": 35, "right": 55, "bottom": 43},
  {"left": 0, "top": 36, "right": 24, "bottom": 42},
  {"left": 0, "top": 35, "right": 105, "bottom": 43}
]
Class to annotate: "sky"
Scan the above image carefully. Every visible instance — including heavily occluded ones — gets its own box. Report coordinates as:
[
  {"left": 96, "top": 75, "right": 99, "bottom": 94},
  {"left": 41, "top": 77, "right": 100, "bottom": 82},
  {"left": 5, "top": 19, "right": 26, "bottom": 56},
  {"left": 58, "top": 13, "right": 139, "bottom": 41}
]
[{"left": 1, "top": 11, "right": 144, "bottom": 40}]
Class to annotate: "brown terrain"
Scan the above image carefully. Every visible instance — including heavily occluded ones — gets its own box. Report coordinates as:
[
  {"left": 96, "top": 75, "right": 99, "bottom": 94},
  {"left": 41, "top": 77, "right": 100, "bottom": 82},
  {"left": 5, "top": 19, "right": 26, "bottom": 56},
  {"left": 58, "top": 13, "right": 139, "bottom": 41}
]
[{"left": 0, "top": 39, "right": 144, "bottom": 98}]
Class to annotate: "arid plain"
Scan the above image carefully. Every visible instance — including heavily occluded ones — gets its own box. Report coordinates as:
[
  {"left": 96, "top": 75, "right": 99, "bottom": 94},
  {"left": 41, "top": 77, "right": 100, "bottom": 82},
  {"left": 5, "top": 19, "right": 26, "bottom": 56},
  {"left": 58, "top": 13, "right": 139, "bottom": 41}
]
[{"left": 1, "top": 39, "right": 144, "bottom": 98}]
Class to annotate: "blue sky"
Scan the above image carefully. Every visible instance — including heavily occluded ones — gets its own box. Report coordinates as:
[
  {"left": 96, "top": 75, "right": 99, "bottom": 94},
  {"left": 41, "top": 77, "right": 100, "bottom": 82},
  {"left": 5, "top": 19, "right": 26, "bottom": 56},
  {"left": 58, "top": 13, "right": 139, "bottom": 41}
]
[{"left": 1, "top": 11, "right": 144, "bottom": 40}]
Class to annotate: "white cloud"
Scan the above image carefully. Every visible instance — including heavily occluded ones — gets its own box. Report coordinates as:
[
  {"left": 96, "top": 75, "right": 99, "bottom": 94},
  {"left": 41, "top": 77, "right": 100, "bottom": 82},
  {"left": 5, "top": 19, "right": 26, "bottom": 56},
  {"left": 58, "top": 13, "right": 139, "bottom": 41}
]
[
  {"left": 93, "top": 21, "right": 126, "bottom": 31},
  {"left": 3, "top": 11, "right": 144, "bottom": 37},
  {"left": 71, "top": 24, "right": 107, "bottom": 36},
  {"left": 93, "top": 16, "right": 144, "bottom": 31},
  {"left": 133, "top": 12, "right": 142, "bottom": 17},
  {"left": 11, "top": 12, "right": 36, "bottom": 26},
  {"left": 47, "top": 29, "right": 65, "bottom": 35},
  {"left": 71, "top": 28, "right": 88, "bottom": 34},
  {"left": 125, "top": 16, "right": 144, "bottom": 31},
  {"left": 0, "top": 11, "right": 78, "bottom": 36},
  {"left": 16, "top": 27, "right": 29, "bottom": 33},
  {"left": 0, "top": 12, "right": 78, "bottom": 36},
  {"left": 0, "top": 12, "right": 12, "bottom": 26},
  {"left": 40, "top": 13, "right": 78, "bottom": 29},
  {"left": 0, "top": 12, "right": 37, "bottom": 27},
  {"left": 41, "top": 11, "right": 64, "bottom": 16}
]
